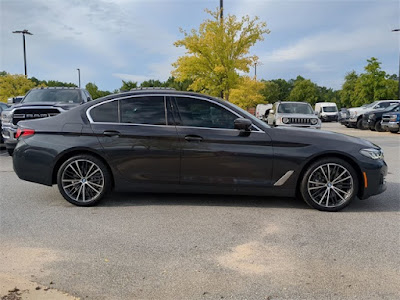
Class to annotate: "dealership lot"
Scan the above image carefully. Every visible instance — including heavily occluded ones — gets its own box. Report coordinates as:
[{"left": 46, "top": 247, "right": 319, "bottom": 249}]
[{"left": 0, "top": 122, "right": 399, "bottom": 299}]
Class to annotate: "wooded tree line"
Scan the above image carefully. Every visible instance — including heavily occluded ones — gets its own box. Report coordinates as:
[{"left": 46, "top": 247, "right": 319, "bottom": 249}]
[{"left": 0, "top": 9, "right": 398, "bottom": 108}]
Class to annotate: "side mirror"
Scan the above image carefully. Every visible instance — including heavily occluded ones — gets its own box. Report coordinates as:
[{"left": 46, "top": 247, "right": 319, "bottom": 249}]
[
  {"left": 234, "top": 118, "right": 252, "bottom": 136},
  {"left": 314, "top": 111, "right": 319, "bottom": 115},
  {"left": 269, "top": 109, "right": 274, "bottom": 114},
  {"left": 87, "top": 97, "right": 91, "bottom": 102}
]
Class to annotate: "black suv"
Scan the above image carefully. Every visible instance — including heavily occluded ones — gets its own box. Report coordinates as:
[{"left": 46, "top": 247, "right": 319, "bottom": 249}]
[{"left": 1, "top": 87, "right": 92, "bottom": 155}]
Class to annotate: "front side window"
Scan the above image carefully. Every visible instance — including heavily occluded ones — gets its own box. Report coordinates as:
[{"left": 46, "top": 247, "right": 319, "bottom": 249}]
[
  {"left": 174, "top": 97, "right": 237, "bottom": 129},
  {"left": 120, "top": 96, "right": 166, "bottom": 125},
  {"left": 90, "top": 100, "right": 118, "bottom": 122}
]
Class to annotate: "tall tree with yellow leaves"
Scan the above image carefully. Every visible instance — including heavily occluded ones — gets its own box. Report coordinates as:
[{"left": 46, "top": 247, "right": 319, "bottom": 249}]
[
  {"left": 172, "top": 9, "right": 269, "bottom": 100},
  {"left": 230, "top": 76, "right": 265, "bottom": 109}
]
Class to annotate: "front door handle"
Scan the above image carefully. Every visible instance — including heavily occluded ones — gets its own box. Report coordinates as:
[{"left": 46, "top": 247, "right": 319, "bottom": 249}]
[
  {"left": 185, "top": 135, "right": 203, "bottom": 142},
  {"left": 103, "top": 130, "right": 120, "bottom": 137}
]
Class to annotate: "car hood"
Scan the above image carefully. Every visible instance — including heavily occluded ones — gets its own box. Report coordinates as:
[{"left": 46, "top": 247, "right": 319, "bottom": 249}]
[
  {"left": 271, "top": 126, "right": 377, "bottom": 149},
  {"left": 12, "top": 102, "right": 80, "bottom": 110},
  {"left": 276, "top": 113, "right": 318, "bottom": 118}
]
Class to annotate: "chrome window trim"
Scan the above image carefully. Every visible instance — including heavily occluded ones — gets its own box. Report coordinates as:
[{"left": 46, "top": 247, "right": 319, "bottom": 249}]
[{"left": 86, "top": 94, "right": 263, "bottom": 132}]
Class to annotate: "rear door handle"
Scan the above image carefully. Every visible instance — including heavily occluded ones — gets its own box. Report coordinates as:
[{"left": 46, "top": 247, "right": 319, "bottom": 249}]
[
  {"left": 103, "top": 130, "right": 120, "bottom": 137},
  {"left": 185, "top": 135, "right": 203, "bottom": 142}
]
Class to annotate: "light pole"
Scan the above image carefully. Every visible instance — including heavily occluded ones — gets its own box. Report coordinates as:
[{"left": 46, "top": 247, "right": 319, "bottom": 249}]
[
  {"left": 77, "top": 68, "right": 81, "bottom": 88},
  {"left": 392, "top": 29, "right": 400, "bottom": 100},
  {"left": 254, "top": 61, "right": 262, "bottom": 80},
  {"left": 12, "top": 29, "right": 33, "bottom": 77},
  {"left": 220, "top": 0, "right": 223, "bottom": 20}
]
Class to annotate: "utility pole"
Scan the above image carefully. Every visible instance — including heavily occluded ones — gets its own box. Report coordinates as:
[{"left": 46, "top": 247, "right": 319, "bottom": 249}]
[
  {"left": 254, "top": 61, "right": 262, "bottom": 80},
  {"left": 392, "top": 29, "right": 400, "bottom": 100},
  {"left": 12, "top": 29, "right": 33, "bottom": 77},
  {"left": 77, "top": 68, "right": 81, "bottom": 88}
]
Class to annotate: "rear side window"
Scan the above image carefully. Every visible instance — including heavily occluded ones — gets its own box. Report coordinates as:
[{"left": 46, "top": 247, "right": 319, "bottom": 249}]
[
  {"left": 119, "top": 96, "right": 166, "bottom": 125},
  {"left": 90, "top": 101, "right": 118, "bottom": 122},
  {"left": 174, "top": 97, "right": 237, "bottom": 129}
]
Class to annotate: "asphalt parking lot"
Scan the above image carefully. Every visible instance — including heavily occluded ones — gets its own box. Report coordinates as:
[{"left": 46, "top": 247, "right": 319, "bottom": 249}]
[{"left": 0, "top": 122, "right": 399, "bottom": 300}]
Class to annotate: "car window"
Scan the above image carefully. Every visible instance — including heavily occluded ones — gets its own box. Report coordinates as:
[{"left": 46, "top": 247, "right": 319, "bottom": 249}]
[
  {"left": 277, "top": 103, "right": 313, "bottom": 114},
  {"left": 90, "top": 100, "right": 119, "bottom": 122},
  {"left": 23, "top": 89, "right": 81, "bottom": 103},
  {"left": 175, "top": 97, "right": 237, "bottom": 129},
  {"left": 120, "top": 96, "right": 166, "bottom": 125}
]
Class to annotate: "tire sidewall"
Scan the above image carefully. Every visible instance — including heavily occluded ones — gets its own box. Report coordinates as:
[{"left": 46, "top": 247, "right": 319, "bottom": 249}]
[
  {"left": 57, "top": 155, "right": 111, "bottom": 206},
  {"left": 300, "top": 157, "right": 359, "bottom": 212}
]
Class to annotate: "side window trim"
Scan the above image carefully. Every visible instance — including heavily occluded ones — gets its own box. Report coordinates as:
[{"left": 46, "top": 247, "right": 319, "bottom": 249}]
[{"left": 86, "top": 94, "right": 263, "bottom": 132}]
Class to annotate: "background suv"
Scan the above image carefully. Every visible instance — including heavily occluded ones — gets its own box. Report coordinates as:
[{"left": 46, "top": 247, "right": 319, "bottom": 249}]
[
  {"left": 348, "top": 100, "right": 400, "bottom": 129},
  {"left": 266, "top": 101, "right": 321, "bottom": 129},
  {"left": 1, "top": 87, "right": 92, "bottom": 155}
]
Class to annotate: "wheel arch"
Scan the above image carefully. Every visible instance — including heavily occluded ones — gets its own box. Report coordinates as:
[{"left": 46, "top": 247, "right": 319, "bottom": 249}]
[
  {"left": 296, "top": 152, "right": 364, "bottom": 198},
  {"left": 52, "top": 149, "right": 115, "bottom": 189}
]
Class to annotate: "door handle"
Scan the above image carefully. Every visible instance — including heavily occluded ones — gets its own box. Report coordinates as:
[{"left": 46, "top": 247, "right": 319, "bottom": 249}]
[
  {"left": 103, "top": 130, "right": 120, "bottom": 137},
  {"left": 185, "top": 135, "right": 203, "bottom": 142}
]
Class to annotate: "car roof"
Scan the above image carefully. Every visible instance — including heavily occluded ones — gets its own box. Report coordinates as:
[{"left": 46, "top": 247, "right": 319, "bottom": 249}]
[{"left": 31, "top": 87, "right": 82, "bottom": 90}]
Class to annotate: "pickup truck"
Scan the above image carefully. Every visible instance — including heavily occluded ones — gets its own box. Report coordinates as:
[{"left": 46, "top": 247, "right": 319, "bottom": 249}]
[{"left": 1, "top": 87, "right": 92, "bottom": 155}]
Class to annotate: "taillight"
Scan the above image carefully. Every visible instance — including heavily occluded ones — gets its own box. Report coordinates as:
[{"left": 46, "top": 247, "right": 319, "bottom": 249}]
[{"left": 16, "top": 128, "right": 35, "bottom": 139}]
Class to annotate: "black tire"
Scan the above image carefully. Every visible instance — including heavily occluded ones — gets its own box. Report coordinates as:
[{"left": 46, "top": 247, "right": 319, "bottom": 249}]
[
  {"left": 300, "top": 157, "right": 359, "bottom": 212},
  {"left": 374, "top": 120, "right": 384, "bottom": 132},
  {"left": 57, "top": 154, "right": 111, "bottom": 206},
  {"left": 389, "top": 129, "right": 399, "bottom": 134},
  {"left": 356, "top": 118, "right": 365, "bottom": 130},
  {"left": 7, "top": 148, "right": 13, "bottom": 156}
]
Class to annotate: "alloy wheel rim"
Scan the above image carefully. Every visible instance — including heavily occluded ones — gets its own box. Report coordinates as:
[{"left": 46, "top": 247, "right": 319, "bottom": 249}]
[
  {"left": 307, "top": 163, "right": 353, "bottom": 208},
  {"left": 61, "top": 159, "right": 104, "bottom": 203}
]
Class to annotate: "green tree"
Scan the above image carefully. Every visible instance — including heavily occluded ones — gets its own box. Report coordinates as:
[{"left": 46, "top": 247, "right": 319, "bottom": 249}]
[
  {"left": 340, "top": 71, "right": 358, "bottom": 108},
  {"left": 230, "top": 76, "right": 265, "bottom": 109},
  {"left": 164, "top": 76, "right": 193, "bottom": 91},
  {"left": 270, "top": 78, "right": 293, "bottom": 101},
  {"left": 172, "top": 8, "right": 269, "bottom": 100},
  {"left": 0, "top": 74, "right": 36, "bottom": 103},
  {"left": 30, "top": 77, "right": 77, "bottom": 87},
  {"left": 85, "top": 83, "right": 111, "bottom": 99},
  {"left": 140, "top": 79, "right": 163, "bottom": 87},
  {"left": 288, "top": 78, "right": 318, "bottom": 105},
  {"left": 352, "top": 57, "right": 392, "bottom": 106},
  {"left": 260, "top": 80, "right": 280, "bottom": 103},
  {"left": 120, "top": 80, "right": 138, "bottom": 91}
]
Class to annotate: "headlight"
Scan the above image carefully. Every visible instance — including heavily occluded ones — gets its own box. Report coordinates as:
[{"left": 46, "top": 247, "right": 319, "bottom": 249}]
[
  {"left": 389, "top": 115, "right": 398, "bottom": 121},
  {"left": 311, "top": 118, "right": 318, "bottom": 125},
  {"left": 1, "top": 111, "right": 12, "bottom": 124},
  {"left": 282, "top": 117, "right": 289, "bottom": 124},
  {"left": 350, "top": 111, "right": 357, "bottom": 118},
  {"left": 360, "top": 148, "right": 384, "bottom": 160}
]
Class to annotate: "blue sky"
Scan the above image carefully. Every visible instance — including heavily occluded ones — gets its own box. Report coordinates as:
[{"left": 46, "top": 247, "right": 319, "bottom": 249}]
[{"left": 1, "top": 0, "right": 399, "bottom": 91}]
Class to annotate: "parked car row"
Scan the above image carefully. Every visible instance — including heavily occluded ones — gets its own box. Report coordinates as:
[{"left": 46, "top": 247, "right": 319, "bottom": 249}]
[
  {"left": 1, "top": 87, "right": 92, "bottom": 155},
  {"left": 339, "top": 100, "right": 400, "bottom": 133}
]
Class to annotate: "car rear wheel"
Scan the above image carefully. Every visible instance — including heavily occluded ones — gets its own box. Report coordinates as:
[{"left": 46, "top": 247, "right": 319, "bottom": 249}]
[
  {"left": 300, "top": 158, "right": 358, "bottom": 211},
  {"left": 374, "top": 120, "right": 384, "bottom": 132},
  {"left": 356, "top": 118, "right": 365, "bottom": 130},
  {"left": 57, "top": 155, "right": 111, "bottom": 206}
]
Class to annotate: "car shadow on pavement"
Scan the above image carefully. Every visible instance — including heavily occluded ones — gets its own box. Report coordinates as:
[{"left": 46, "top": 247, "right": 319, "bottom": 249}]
[{"left": 99, "top": 193, "right": 311, "bottom": 210}]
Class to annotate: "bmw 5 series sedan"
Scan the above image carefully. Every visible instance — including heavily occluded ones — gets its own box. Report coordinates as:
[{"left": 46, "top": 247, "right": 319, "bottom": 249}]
[{"left": 13, "top": 89, "right": 387, "bottom": 211}]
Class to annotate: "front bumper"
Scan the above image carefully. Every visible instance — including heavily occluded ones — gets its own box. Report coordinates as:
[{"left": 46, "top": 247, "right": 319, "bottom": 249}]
[
  {"left": 388, "top": 122, "right": 399, "bottom": 131},
  {"left": 1, "top": 123, "right": 18, "bottom": 150},
  {"left": 359, "top": 159, "right": 387, "bottom": 200},
  {"left": 276, "top": 123, "right": 321, "bottom": 129},
  {"left": 321, "top": 115, "right": 338, "bottom": 122}
]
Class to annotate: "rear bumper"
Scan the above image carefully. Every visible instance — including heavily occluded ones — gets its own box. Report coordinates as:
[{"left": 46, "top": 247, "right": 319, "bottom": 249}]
[
  {"left": 13, "top": 139, "right": 53, "bottom": 186},
  {"left": 359, "top": 160, "right": 387, "bottom": 200}
]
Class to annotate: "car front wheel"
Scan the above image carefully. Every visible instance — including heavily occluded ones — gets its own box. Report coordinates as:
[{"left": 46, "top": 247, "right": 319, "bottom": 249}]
[
  {"left": 300, "top": 158, "right": 358, "bottom": 211},
  {"left": 57, "top": 155, "right": 111, "bottom": 206}
]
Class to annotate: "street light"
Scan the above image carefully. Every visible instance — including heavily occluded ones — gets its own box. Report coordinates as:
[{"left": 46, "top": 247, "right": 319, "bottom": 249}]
[
  {"left": 77, "top": 68, "right": 81, "bottom": 88},
  {"left": 392, "top": 29, "right": 400, "bottom": 100},
  {"left": 12, "top": 29, "right": 33, "bottom": 77}
]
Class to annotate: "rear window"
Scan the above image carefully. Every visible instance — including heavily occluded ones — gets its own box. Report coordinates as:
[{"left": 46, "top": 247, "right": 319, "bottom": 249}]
[
  {"left": 90, "top": 101, "right": 118, "bottom": 123},
  {"left": 23, "top": 89, "right": 81, "bottom": 104}
]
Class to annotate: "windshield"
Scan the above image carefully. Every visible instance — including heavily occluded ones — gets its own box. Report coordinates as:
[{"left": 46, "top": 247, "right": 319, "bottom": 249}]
[
  {"left": 22, "top": 89, "right": 81, "bottom": 104},
  {"left": 278, "top": 102, "right": 313, "bottom": 114},
  {"left": 383, "top": 104, "right": 399, "bottom": 112},
  {"left": 322, "top": 106, "right": 338, "bottom": 112},
  {"left": 365, "top": 101, "right": 378, "bottom": 108}
]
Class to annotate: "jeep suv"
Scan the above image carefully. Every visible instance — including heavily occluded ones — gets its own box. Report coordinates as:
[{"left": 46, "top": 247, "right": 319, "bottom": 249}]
[
  {"left": 266, "top": 101, "right": 321, "bottom": 129},
  {"left": 1, "top": 87, "right": 92, "bottom": 155}
]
